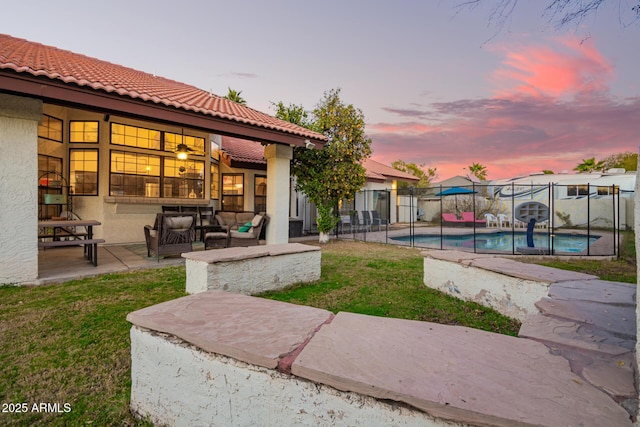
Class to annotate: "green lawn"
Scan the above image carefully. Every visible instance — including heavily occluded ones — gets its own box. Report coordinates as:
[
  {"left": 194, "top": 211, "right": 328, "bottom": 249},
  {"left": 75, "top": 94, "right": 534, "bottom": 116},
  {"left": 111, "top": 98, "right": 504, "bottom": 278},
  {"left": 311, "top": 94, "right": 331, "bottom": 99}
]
[{"left": 1, "top": 238, "right": 632, "bottom": 426}]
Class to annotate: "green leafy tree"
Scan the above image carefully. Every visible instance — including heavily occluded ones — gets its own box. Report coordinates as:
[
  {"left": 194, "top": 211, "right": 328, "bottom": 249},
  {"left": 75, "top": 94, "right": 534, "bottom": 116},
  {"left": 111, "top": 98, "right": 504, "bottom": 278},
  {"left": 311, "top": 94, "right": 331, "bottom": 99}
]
[
  {"left": 467, "top": 162, "right": 488, "bottom": 181},
  {"left": 573, "top": 157, "right": 605, "bottom": 173},
  {"left": 275, "top": 89, "right": 372, "bottom": 239},
  {"left": 601, "top": 152, "right": 637, "bottom": 171},
  {"left": 271, "top": 101, "right": 315, "bottom": 129},
  {"left": 224, "top": 87, "right": 246, "bottom": 105},
  {"left": 391, "top": 160, "right": 437, "bottom": 189}
]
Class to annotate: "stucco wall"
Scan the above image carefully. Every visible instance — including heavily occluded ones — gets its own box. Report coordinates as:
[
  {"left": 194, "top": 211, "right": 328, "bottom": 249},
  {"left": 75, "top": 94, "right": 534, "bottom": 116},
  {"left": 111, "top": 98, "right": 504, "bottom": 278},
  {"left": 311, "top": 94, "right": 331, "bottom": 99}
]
[
  {"left": 0, "top": 94, "right": 42, "bottom": 284},
  {"left": 130, "top": 326, "right": 458, "bottom": 427}
]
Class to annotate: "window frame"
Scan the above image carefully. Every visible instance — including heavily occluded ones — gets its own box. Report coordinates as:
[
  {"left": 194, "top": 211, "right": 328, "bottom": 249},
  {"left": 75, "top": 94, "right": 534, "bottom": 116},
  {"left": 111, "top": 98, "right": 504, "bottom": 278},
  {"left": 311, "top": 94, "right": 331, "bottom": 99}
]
[
  {"left": 254, "top": 175, "right": 267, "bottom": 213},
  {"left": 69, "top": 120, "right": 99, "bottom": 143},
  {"left": 69, "top": 148, "right": 99, "bottom": 196},
  {"left": 221, "top": 173, "right": 244, "bottom": 212},
  {"left": 38, "top": 114, "right": 63, "bottom": 143}
]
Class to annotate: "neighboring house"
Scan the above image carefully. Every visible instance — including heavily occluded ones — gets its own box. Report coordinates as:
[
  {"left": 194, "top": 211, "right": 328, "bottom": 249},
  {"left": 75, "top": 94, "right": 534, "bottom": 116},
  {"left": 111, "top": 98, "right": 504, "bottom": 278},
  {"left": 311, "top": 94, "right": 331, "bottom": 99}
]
[{"left": 0, "top": 33, "right": 326, "bottom": 285}]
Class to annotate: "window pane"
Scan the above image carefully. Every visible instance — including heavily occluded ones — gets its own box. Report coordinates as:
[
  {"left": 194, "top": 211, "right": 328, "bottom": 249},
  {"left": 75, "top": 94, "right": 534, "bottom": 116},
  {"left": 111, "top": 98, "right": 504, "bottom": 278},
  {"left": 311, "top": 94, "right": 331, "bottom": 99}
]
[
  {"left": 70, "top": 121, "right": 99, "bottom": 143},
  {"left": 163, "top": 158, "right": 204, "bottom": 199},
  {"left": 70, "top": 149, "right": 98, "bottom": 195},
  {"left": 222, "top": 174, "right": 244, "bottom": 211},
  {"left": 38, "top": 115, "right": 63, "bottom": 142},
  {"left": 255, "top": 175, "right": 267, "bottom": 213},
  {"left": 111, "top": 123, "right": 161, "bottom": 150},
  {"left": 210, "top": 163, "right": 219, "bottom": 199},
  {"left": 110, "top": 150, "right": 161, "bottom": 197}
]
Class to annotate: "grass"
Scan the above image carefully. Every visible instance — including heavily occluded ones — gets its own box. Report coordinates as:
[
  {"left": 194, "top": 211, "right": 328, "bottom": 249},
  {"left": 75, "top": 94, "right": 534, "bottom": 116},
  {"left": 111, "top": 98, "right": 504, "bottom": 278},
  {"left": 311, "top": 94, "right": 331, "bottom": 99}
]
[
  {"left": 259, "top": 241, "right": 521, "bottom": 335},
  {"left": 520, "top": 230, "right": 637, "bottom": 284},
  {"left": 0, "top": 267, "right": 186, "bottom": 426},
  {"left": 0, "top": 237, "right": 634, "bottom": 425}
]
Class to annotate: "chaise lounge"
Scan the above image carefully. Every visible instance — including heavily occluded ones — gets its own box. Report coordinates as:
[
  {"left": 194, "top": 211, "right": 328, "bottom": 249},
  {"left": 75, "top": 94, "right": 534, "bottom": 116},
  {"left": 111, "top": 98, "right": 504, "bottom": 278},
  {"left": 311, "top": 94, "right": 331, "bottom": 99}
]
[
  {"left": 441, "top": 213, "right": 466, "bottom": 227},
  {"left": 461, "top": 211, "right": 487, "bottom": 227}
]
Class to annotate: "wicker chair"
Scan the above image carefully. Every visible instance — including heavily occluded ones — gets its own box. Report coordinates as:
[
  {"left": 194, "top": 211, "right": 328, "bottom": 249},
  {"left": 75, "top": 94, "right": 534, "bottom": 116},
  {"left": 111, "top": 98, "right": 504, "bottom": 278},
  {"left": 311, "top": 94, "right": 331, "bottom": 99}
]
[
  {"left": 228, "top": 214, "right": 269, "bottom": 247},
  {"left": 144, "top": 212, "right": 196, "bottom": 261}
]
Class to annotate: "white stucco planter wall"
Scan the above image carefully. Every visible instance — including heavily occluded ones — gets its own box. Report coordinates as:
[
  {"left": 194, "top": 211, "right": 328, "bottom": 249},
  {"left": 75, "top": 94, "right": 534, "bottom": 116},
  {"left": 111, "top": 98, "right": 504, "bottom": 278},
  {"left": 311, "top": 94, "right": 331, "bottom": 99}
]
[
  {"left": 423, "top": 258, "right": 546, "bottom": 321},
  {"left": 130, "top": 326, "right": 460, "bottom": 427},
  {"left": 183, "top": 243, "right": 321, "bottom": 295},
  {"left": 0, "top": 94, "right": 42, "bottom": 285},
  {"left": 422, "top": 251, "right": 598, "bottom": 321}
]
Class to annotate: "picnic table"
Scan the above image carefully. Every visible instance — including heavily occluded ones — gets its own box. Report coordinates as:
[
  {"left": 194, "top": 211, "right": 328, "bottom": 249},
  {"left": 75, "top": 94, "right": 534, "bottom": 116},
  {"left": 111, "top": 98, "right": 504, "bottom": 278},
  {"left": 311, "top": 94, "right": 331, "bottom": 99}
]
[{"left": 38, "top": 219, "right": 104, "bottom": 266}]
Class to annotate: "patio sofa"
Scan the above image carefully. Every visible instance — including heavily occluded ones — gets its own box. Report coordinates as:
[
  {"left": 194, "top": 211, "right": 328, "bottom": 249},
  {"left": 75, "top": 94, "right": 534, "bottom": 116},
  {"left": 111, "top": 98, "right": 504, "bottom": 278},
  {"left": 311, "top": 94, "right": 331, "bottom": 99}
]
[{"left": 441, "top": 213, "right": 466, "bottom": 227}]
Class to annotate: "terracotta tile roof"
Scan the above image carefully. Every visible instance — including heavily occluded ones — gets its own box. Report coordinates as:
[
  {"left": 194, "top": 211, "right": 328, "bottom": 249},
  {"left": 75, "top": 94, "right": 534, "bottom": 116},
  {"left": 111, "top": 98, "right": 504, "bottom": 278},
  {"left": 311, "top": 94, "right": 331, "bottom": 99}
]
[
  {"left": 0, "top": 34, "right": 325, "bottom": 141},
  {"left": 221, "top": 137, "right": 420, "bottom": 183},
  {"left": 363, "top": 158, "right": 420, "bottom": 182},
  {"left": 222, "top": 136, "right": 265, "bottom": 164}
]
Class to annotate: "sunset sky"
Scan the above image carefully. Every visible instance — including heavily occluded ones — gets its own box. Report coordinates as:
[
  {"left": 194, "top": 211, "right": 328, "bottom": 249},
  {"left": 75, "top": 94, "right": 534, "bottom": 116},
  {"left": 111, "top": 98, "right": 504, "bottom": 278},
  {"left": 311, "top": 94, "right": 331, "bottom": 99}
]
[{"left": 4, "top": 1, "right": 639, "bottom": 180}]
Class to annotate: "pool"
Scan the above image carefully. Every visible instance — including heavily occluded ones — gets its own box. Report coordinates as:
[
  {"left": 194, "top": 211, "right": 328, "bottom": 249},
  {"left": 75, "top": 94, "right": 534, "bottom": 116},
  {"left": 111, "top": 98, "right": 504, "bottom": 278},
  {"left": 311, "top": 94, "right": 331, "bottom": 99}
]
[{"left": 392, "top": 232, "right": 600, "bottom": 253}]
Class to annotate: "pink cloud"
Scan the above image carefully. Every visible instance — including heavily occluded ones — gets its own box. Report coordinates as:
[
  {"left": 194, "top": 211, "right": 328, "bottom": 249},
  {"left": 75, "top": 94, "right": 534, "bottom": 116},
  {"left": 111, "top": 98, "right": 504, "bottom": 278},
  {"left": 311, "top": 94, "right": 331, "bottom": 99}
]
[
  {"left": 368, "top": 36, "right": 638, "bottom": 181},
  {"left": 491, "top": 36, "right": 614, "bottom": 99}
]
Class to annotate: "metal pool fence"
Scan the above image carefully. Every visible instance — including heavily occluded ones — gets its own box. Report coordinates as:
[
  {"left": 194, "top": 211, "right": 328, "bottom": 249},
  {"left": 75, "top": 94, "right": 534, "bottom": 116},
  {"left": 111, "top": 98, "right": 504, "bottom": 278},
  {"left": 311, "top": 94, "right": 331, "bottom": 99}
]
[{"left": 318, "top": 183, "right": 632, "bottom": 257}]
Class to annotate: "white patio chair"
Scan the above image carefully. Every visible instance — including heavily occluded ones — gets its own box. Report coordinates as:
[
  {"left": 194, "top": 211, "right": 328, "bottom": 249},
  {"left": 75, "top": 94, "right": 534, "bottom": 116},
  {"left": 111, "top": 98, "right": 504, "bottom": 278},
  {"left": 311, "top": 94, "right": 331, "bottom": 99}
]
[
  {"left": 497, "top": 214, "right": 511, "bottom": 228},
  {"left": 483, "top": 213, "right": 499, "bottom": 228}
]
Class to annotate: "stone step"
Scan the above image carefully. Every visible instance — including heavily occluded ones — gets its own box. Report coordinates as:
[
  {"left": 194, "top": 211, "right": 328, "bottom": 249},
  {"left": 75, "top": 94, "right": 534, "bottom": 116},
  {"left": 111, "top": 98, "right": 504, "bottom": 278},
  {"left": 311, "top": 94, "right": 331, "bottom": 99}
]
[
  {"left": 535, "top": 298, "right": 636, "bottom": 339},
  {"left": 548, "top": 280, "right": 636, "bottom": 306}
]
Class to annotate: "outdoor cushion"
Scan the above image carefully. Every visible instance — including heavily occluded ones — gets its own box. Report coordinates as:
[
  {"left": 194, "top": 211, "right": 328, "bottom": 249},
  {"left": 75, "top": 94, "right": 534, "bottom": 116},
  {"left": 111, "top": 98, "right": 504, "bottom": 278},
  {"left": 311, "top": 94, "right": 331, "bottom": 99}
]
[
  {"left": 238, "top": 221, "right": 253, "bottom": 232},
  {"left": 165, "top": 216, "right": 193, "bottom": 231},
  {"left": 251, "top": 215, "right": 263, "bottom": 228}
]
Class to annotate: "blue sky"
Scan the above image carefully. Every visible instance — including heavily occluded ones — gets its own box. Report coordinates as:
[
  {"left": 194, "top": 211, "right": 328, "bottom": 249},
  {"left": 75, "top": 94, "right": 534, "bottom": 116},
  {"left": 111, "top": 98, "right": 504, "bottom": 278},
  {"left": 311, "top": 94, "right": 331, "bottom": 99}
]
[{"left": 4, "top": 0, "right": 639, "bottom": 179}]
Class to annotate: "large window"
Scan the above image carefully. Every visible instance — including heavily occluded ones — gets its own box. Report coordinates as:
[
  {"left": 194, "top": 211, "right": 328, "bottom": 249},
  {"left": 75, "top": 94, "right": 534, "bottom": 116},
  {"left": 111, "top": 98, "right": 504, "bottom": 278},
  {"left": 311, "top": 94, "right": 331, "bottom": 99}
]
[
  {"left": 111, "top": 123, "right": 161, "bottom": 150},
  {"left": 210, "top": 163, "right": 219, "bottom": 200},
  {"left": 222, "top": 174, "right": 244, "bottom": 211},
  {"left": 110, "top": 151, "right": 161, "bottom": 197},
  {"left": 70, "top": 121, "right": 99, "bottom": 143},
  {"left": 38, "top": 115, "right": 63, "bottom": 142},
  {"left": 70, "top": 149, "right": 98, "bottom": 195},
  {"left": 255, "top": 175, "right": 267, "bottom": 213},
  {"left": 164, "top": 158, "right": 204, "bottom": 199}
]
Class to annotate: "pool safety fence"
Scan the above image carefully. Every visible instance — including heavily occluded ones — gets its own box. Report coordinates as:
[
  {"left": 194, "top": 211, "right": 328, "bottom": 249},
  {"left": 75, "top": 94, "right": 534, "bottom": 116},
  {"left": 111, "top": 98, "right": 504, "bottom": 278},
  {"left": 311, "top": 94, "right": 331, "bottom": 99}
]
[{"left": 312, "top": 183, "right": 631, "bottom": 257}]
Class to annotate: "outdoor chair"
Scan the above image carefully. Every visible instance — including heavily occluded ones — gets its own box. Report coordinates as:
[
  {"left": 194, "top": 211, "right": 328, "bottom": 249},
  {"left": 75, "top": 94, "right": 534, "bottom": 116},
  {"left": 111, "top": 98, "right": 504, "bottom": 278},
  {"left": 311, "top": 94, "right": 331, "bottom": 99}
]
[
  {"left": 497, "top": 213, "right": 511, "bottom": 228},
  {"left": 197, "top": 206, "right": 216, "bottom": 242},
  {"left": 441, "top": 213, "right": 466, "bottom": 227},
  {"left": 144, "top": 212, "right": 196, "bottom": 261},
  {"left": 370, "top": 210, "right": 383, "bottom": 231},
  {"left": 339, "top": 215, "right": 353, "bottom": 234},
  {"left": 161, "top": 205, "right": 180, "bottom": 212},
  {"left": 461, "top": 211, "right": 486, "bottom": 227},
  {"left": 483, "top": 213, "right": 499, "bottom": 228},
  {"left": 360, "top": 211, "right": 372, "bottom": 231},
  {"left": 228, "top": 214, "right": 269, "bottom": 247}
]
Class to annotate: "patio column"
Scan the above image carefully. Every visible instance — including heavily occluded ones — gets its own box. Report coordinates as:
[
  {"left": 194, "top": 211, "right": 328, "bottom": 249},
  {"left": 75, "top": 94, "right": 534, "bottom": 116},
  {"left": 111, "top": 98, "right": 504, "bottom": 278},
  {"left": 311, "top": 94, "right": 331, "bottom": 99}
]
[
  {"left": 0, "top": 94, "right": 42, "bottom": 285},
  {"left": 264, "top": 143, "right": 293, "bottom": 245}
]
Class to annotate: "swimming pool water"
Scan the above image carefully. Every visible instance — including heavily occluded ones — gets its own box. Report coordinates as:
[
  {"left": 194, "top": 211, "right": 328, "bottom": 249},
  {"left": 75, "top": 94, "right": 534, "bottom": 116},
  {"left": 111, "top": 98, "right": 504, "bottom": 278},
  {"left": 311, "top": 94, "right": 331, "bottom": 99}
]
[{"left": 392, "top": 232, "right": 599, "bottom": 253}]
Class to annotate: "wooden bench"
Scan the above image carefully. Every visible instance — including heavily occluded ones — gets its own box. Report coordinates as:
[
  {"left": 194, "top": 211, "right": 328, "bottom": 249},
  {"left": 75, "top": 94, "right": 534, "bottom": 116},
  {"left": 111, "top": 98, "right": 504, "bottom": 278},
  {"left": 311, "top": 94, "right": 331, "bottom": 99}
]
[{"left": 38, "top": 238, "right": 105, "bottom": 266}]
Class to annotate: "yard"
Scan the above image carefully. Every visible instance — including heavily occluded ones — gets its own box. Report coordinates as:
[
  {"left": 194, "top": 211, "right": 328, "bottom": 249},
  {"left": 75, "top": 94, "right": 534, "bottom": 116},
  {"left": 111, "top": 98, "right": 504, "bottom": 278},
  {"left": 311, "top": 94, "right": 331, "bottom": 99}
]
[{"left": 0, "top": 239, "right": 635, "bottom": 426}]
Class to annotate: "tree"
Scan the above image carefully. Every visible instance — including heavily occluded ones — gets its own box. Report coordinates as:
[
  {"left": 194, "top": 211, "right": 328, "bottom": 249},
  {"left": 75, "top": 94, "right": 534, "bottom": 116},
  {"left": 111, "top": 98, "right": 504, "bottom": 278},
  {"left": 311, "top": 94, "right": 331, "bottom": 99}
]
[
  {"left": 542, "top": 170, "right": 555, "bottom": 174},
  {"left": 391, "top": 160, "right": 437, "bottom": 189},
  {"left": 601, "top": 151, "right": 638, "bottom": 171},
  {"left": 224, "top": 87, "right": 246, "bottom": 105},
  {"left": 271, "top": 101, "right": 315, "bottom": 129},
  {"left": 458, "top": 0, "right": 639, "bottom": 34},
  {"left": 275, "top": 89, "right": 372, "bottom": 242},
  {"left": 467, "top": 162, "right": 488, "bottom": 181},
  {"left": 573, "top": 157, "right": 606, "bottom": 173}
]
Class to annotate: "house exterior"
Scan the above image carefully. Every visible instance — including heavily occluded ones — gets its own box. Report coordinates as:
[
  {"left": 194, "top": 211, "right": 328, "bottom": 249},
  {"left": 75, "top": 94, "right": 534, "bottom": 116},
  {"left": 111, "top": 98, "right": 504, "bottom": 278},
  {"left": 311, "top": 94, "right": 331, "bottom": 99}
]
[
  {"left": 218, "top": 137, "right": 420, "bottom": 229},
  {"left": 0, "top": 34, "right": 326, "bottom": 285}
]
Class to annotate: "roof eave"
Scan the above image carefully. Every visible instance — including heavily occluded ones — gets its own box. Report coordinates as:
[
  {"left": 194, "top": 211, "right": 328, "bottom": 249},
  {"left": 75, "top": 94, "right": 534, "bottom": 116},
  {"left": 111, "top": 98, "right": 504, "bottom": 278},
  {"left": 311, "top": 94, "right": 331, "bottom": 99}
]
[{"left": 0, "top": 71, "right": 326, "bottom": 148}]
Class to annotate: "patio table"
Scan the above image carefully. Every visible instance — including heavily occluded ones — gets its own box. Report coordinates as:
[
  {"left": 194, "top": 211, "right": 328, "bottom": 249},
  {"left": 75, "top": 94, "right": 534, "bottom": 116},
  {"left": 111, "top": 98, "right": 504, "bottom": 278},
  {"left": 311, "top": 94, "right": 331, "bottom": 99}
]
[{"left": 38, "top": 219, "right": 104, "bottom": 266}]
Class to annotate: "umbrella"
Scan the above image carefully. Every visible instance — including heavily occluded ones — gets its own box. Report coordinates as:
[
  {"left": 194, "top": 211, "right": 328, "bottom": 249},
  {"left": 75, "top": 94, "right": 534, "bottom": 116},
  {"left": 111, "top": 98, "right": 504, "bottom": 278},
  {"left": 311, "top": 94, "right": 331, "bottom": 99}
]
[{"left": 436, "top": 187, "right": 477, "bottom": 214}]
